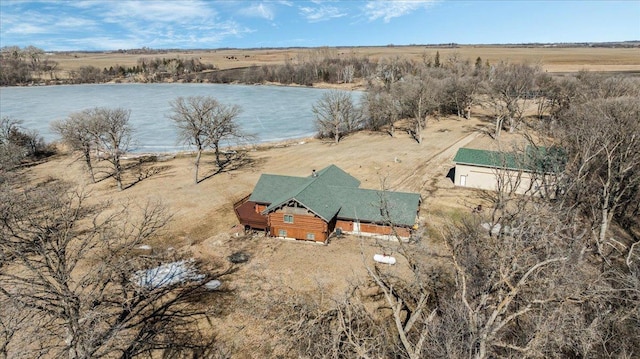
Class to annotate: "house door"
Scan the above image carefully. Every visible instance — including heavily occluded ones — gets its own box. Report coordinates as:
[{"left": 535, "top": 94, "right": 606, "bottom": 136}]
[
  {"left": 353, "top": 221, "right": 360, "bottom": 233},
  {"left": 460, "top": 175, "right": 467, "bottom": 186}
]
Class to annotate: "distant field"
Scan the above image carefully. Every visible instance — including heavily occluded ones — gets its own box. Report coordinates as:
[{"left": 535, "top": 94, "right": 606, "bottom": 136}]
[{"left": 49, "top": 45, "right": 640, "bottom": 74}]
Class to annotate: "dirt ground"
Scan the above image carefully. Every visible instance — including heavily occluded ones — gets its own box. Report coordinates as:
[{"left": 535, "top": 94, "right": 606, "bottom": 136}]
[
  {"left": 49, "top": 45, "right": 640, "bottom": 77},
  {"left": 23, "top": 101, "right": 535, "bottom": 356},
  {"left": 30, "top": 114, "right": 501, "bottom": 242}
]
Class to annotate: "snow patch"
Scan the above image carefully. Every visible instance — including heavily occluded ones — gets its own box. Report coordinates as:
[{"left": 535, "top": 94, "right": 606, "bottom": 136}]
[{"left": 132, "top": 259, "right": 205, "bottom": 289}]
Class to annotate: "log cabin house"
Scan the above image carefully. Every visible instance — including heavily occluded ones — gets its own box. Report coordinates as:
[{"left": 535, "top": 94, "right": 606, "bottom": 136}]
[{"left": 234, "top": 165, "right": 421, "bottom": 242}]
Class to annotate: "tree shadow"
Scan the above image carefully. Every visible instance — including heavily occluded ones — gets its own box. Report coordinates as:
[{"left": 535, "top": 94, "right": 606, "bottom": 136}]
[
  {"left": 196, "top": 151, "right": 264, "bottom": 184},
  {"left": 123, "top": 165, "right": 172, "bottom": 190},
  {"left": 93, "top": 165, "right": 115, "bottom": 183},
  {"left": 123, "top": 156, "right": 173, "bottom": 190}
]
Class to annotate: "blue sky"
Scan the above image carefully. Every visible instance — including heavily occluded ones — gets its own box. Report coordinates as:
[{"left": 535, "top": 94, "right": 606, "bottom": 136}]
[{"left": 1, "top": 0, "right": 639, "bottom": 51}]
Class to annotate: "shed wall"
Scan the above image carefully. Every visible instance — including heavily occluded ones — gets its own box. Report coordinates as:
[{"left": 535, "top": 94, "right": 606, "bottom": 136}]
[{"left": 454, "top": 163, "right": 549, "bottom": 195}]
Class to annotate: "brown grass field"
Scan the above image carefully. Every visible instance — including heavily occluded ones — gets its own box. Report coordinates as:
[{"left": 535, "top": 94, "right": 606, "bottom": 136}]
[
  {"left": 18, "top": 46, "right": 639, "bottom": 356},
  {"left": 28, "top": 112, "right": 528, "bottom": 356},
  {"left": 50, "top": 45, "right": 640, "bottom": 75}
]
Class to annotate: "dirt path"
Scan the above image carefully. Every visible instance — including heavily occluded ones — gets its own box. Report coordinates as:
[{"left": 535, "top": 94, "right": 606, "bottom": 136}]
[{"left": 390, "top": 130, "right": 480, "bottom": 195}]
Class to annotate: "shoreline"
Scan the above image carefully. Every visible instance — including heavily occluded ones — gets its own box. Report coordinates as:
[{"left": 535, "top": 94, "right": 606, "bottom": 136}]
[
  {"left": 121, "top": 135, "right": 318, "bottom": 159},
  {"left": 1, "top": 78, "right": 366, "bottom": 91}
]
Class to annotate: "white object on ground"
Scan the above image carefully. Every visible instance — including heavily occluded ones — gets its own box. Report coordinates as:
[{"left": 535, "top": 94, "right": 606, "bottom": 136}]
[
  {"left": 481, "top": 222, "right": 501, "bottom": 235},
  {"left": 374, "top": 254, "right": 396, "bottom": 265},
  {"left": 204, "top": 280, "right": 222, "bottom": 290}
]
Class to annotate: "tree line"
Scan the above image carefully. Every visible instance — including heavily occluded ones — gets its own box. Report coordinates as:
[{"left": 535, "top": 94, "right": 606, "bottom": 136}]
[
  {"left": 313, "top": 55, "right": 640, "bottom": 146},
  {"left": 0, "top": 46, "right": 58, "bottom": 86},
  {"left": 0, "top": 45, "right": 217, "bottom": 85}
]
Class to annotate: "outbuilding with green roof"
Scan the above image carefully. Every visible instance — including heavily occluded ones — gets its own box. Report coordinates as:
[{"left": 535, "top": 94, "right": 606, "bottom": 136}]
[{"left": 452, "top": 147, "right": 564, "bottom": 195}]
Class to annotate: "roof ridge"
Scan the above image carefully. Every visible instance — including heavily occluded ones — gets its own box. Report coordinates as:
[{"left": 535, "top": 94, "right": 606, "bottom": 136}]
[{"left": 262, "top": 164, "right": 361, "bottom": 221}]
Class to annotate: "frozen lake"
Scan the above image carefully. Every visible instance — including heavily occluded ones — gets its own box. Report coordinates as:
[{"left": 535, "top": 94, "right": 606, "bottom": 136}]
[{"left": 0, "top": 83, "right": 362, "bottom": 152}]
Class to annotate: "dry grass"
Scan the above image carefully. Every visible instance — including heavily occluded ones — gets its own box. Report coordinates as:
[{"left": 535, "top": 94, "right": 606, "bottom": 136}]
[
  {"left": 16, "top": 94, "right": 577, "bottom": 356},
  {"left": 49, "top": 45, "right": 640, "bottom": 75},
  {"left": 25, "top": 113, "right": 522, "bottom": 294},
  {"left": 26, "top": 113, "right": 504, "bottom": 351}
]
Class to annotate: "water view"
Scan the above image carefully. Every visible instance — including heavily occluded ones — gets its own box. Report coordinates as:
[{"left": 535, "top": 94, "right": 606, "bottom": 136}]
[{"left": 0, "top": 83, "right": 362, "bottom": 153}]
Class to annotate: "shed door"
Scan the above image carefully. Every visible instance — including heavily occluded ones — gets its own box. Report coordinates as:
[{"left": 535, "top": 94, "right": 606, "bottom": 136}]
[
  {"left": 353, "top": 221, "right": 360, "bottom": 233},
  {"left": 460, "top": 175, "right": 467, "bottom": 186}
]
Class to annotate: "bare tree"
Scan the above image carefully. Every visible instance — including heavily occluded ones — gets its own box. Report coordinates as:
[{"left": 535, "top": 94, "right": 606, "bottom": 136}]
[
  {"left": 51, "top": 110, "right": 101, "bottom": 182},
  {"left": 440, "top": 68, "right": 480, "bottom": 119},
  {"left": 0, "top": 116, "right": 48, "bottom": 172},
  {"left": 0, "top": 179, "right": 225, "bottom": 358},
  {"left": 169, "top": 96, "right": 246, "bottom": 183},
  {"left": 396, "top": 74, "right": 441, "bottom": 144},
  {"left": 374, "top": 56, "right": 410, "bottom": 90},
  {"left": 444, "top": 212, "right": 581, "bottom": 358},
  {"left": 274, "top": 287, "right": 392, "bottom": 358},
  {"left": 363, "top": 260, "right": 437, "bottom": 359},
  {"left": 558, "top": 96, "right": 640, "bottom": 258},
  {"left": 342, "top": 65, "right": 355, "bottom": 84},
  {"left": 23, "top": 45, "right": 44, "bottom": 76},
  {"left": 363, "top": 88, "right": 401, "bottom": 136},
  {"left": 313, "top": 90, "right": 362, "bottom": 144},
  {"left": 485, "top": 62, "right": 541, "bottom": 136},
  {"left": 86, "top": 108, "right": 133, "bottom": 190},
  {"left": 0, "top": 117, "right": 24, "bottom": 171}
]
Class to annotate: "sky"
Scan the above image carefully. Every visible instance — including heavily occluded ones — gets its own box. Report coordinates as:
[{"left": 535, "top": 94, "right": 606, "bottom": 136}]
[{"left": 1, "top": 0, "right": 639, "bottom": 51}]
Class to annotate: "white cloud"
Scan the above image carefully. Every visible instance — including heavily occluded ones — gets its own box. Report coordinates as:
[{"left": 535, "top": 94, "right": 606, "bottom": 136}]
[
  {"left": 104, "top": 0, "right": 215, "bottom": 23},
  {"left": 66, "top": 36, "right": 144, "bottom": 51},
  {"left": 68, "top": 0, "right": 105, "bottom": 10},
  {"left": 299, "top": 4, "right": 347, "bottom": 22},
  {"left": 364, "top": 0, "right": 437, "bottom": 23},
  {"left": 55, "top": 17, "right": 98, "bottom": 29},
  {"left": 238, "top": 3, "right": 275, "bottom": 20},
  {"left": 1, "top": 11, "right": 59, "bottom": 35},
  {"left": 4, "top": 23, "right": 49, "bottom": 35},
  {"left": 0, "top": 0, "right": 256, "bottom": 50},
  {"left": 90, "top": 0, "right": 254, "bottom": 49}
]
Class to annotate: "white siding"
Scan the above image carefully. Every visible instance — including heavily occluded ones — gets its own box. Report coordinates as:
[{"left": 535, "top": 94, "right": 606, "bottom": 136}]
[{"left": 454, "top": 163, "right": 555, "bottom": 196}]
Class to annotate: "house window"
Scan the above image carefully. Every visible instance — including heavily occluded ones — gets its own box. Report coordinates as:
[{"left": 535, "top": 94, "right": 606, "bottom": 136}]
[
  {"left": 278, "top": 229, "right": 287, "bottom": 237},
  {"left": 284, "top": 214, "right": 294, "bottom": 223},
  {"left": 306, "top": 233, "right": 315, "bottom": 240}
]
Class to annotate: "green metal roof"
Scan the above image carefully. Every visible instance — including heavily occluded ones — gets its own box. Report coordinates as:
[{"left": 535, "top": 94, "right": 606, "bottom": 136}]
[
  {"left": 453, "top": 148, "right": 521, "bottom": 170},
  {"left": 333, "top": 187, "right": 421, "bottom": 227},
  {"left": 250, "top": 165, "right": 419, "bottom": 226},
  {"left": 262, "top": 165, "right": 360, "bottom": 221},
  {"left": 248, "top": 174, "right": 309, "bottom": 204},
  {"left": 453, "top": 147, "right": 565, "bottom": 173}
]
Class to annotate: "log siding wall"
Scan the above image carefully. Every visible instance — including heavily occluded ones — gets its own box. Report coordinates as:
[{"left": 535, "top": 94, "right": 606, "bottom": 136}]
[{"left": 269, "top": 212, "right": 328, "bottom": 242}]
